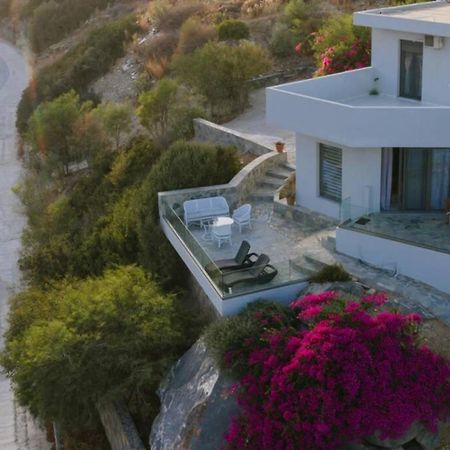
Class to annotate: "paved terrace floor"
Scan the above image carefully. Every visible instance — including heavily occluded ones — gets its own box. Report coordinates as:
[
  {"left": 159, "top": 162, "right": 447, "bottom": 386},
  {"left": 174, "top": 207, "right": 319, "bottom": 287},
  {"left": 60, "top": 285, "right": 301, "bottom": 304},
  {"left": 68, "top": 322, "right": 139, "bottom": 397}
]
[
  {"left": 189, "top": 201, "right": 336, "bottom": 295},
  {"left": 346, "top": 212, "right": 450, "bottom": 254},
  {"left": 225, "top": 89, "right": 296, "bottom": 164}
]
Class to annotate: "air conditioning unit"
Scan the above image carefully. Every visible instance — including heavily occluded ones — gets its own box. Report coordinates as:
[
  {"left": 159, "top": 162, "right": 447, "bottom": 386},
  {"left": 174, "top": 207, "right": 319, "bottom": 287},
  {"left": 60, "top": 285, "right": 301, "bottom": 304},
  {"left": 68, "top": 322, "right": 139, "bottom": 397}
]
[{"left": 424, "top": 35, "right": 445, "bottom": 49}]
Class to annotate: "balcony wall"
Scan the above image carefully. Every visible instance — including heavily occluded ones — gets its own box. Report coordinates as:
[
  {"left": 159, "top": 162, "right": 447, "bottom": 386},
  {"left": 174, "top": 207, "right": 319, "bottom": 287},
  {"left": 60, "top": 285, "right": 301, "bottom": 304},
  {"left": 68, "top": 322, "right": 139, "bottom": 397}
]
[{"left": 266, "top": 68, "right": 450, "bottom": 148}]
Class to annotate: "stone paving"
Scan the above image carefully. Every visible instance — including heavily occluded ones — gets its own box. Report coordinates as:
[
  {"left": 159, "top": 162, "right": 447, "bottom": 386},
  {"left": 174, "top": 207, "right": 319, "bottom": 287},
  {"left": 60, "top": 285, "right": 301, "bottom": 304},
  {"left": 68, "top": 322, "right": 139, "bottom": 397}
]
[
  {"left": 346, "top": 212, "right": 450, "bottom": 253},
  {"left": 188, "top": 201, "right": 336, "bottom": 294},
  {"left": 0, "top": 40, "right": 51, "bottom": 450},
  {"left": 187, "top": 199, "right": 450, "bottom": 325},
  {"left": 225, "top": 89, "right": 296, "bottom": 164}
]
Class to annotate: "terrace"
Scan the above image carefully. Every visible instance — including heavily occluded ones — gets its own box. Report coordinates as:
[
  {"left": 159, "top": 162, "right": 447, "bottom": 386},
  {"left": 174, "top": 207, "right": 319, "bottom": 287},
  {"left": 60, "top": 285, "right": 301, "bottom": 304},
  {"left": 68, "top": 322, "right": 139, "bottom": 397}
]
[
  {"left": 337, "top": 201, "right": 450, "bottom": 294},
  {"left": 160, "top": 192, "right": 336, "bottom": 316},
  {"left": 266, "top": 67, "right": 450, "bottom": 148}
]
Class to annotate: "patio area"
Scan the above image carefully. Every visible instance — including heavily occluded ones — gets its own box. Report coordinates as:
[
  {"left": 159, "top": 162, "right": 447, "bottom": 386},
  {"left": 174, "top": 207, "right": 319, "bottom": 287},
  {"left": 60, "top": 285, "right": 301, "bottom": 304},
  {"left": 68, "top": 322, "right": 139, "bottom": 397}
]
[
  {"left": 172, "top": 200, "right": 336, "bottom": 297},
  {"left": 343, "top": 212, "right": 450, "bottom": 254}
]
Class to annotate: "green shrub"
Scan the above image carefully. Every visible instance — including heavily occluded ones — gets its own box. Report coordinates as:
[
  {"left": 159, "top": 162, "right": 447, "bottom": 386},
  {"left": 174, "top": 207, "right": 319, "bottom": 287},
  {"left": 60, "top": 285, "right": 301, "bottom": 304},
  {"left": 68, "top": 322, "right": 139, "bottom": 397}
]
[
  {"left": 172, "top": 40, "right": 271, "bottom": 119},
  {"left": 204, "top": 301, "right": 297, "bottom": 375},
  {"left": 0, "top": 0, "right": 11, "bottom": 18},
  {"left": 270, "top": 22, "right": 297, "bottom": 57},
  {"left": 136, "top": 140, "right": 241, "bottom": 284},
  {"left": 137, "top": 78, "right": 204, "bottom": 148},
  {"left": 25, "top": 90, "right": 103, "bottom": 178},
  {"left": 29, "top": 0, "right": 113, "bottom": 53},
  {"left": 284, "top": 0, "right": 328, "bottom": 54},
  {"left": 309, "top": 264, "right": 352, "bottom": 283},
  {"left": 1, "top": 266, "right": 184, "bottom": 430},
  {"left": 217, "top": 19, "right": 250, "bottom": 41},
  {"left": 176, "top": 17, "right": 217, "bottom": 55},
  {"left": 16, "top": 15, "right": 139, "bottom": 136},
  {"left": 156, "top": 1, "right": 204, "bottom": 31}
]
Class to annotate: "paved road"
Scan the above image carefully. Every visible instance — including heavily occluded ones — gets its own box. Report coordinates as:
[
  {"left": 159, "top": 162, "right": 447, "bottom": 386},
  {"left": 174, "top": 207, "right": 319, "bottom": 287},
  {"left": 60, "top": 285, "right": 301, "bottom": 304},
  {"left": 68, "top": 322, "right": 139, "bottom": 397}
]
[{"left": 0, "top": 40, "right": 51, "bottom": 450}]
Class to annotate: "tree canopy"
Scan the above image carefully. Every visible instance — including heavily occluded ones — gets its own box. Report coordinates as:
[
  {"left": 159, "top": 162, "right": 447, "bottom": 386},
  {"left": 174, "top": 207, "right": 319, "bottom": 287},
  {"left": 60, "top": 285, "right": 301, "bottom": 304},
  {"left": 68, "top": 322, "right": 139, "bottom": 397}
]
[{"left": 1, "top": 266, "right": 183, "bottom": 430}]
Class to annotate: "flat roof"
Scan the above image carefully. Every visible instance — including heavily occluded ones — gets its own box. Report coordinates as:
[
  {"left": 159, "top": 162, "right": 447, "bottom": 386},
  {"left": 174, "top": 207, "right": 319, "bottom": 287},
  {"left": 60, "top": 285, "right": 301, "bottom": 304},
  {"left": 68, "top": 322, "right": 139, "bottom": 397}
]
[{"left": 354, "top": 1, "right": 450, "bottom": 38}]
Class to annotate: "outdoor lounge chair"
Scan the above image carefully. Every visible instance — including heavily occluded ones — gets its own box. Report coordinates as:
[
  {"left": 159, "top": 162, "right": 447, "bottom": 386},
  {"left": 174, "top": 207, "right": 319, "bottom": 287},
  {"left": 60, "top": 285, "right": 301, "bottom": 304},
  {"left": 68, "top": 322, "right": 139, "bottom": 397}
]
[
  {"left": 210, "top": 240, "right": 258, "bottom": 271},
  {"left": 221, "top": 254, "right": 278, "bottom": 289}
]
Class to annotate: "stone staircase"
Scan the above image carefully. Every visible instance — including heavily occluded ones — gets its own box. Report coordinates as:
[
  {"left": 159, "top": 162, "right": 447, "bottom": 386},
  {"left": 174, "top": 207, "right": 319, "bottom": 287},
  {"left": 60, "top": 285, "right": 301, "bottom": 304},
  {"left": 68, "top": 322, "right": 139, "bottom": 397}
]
[{"left": 250, "top": 161, "right": 296, "bottom": 202}]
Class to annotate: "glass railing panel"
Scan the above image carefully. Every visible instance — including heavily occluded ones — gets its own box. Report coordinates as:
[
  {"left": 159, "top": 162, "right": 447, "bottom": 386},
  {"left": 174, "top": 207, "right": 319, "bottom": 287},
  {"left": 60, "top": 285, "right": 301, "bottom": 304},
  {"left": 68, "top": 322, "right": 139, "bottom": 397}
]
[
  {"left": 339, "top": 199, "right": 450, "bottom": 254},
  {"left": 161, "top": 202, "right": 313, "bottom": 298},
  {"left": 220, "top": 259, "right": 310, "bottom": 298},
  {"left": 163, "top": 206, "right": 223, "bottom": 289}
]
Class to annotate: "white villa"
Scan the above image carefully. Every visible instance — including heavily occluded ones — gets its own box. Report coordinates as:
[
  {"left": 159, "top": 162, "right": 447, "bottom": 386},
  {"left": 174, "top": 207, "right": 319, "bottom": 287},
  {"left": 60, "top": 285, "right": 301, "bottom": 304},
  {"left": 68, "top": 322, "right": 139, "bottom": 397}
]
[
  {"left": 159, "top": 1, "right": 450, "bottom": 317},
  {"left": 267, "top": 0, "right": 450, "bottom": 295}
]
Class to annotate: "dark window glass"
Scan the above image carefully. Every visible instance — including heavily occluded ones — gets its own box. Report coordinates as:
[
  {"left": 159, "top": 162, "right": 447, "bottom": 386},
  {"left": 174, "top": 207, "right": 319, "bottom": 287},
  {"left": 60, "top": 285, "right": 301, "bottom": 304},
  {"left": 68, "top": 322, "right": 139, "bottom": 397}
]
[
  {"left": 320, "top": 144, "right": 342, "bottom": 202},
  {"left": 399, "top": 40, "right": 423, "bottom": 100}
]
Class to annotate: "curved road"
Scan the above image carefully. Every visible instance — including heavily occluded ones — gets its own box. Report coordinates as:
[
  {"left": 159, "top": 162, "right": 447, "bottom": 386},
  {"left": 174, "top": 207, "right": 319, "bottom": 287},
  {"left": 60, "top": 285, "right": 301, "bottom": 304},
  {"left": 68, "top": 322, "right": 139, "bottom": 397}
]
[{"left": 0, "top": 41, "right": 50, "bottom": 450}]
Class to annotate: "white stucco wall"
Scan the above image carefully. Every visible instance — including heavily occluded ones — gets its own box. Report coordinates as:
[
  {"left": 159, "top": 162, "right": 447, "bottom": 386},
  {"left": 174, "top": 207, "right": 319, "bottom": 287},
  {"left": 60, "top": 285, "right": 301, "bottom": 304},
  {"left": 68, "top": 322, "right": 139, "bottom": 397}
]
[
  {"left": 295, "top": 134, "right": 382, "bottom": 219},
  {"left": 372, "top": 28, "right": 450, "bottom": 105},
  {"left": 336, "top": 227, "right": 450, "bottom": 295}
]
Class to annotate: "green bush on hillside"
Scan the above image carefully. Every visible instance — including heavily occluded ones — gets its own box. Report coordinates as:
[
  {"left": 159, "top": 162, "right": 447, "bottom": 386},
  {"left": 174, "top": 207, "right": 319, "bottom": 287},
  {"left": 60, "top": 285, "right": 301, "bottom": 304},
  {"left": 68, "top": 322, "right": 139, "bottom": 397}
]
[
  {"left": 270, "top": 22, "right": 297, "bottom": 57},
  {"left": 137, "top": 78, "right": 204, "bottom": 148},
  {"left": 0, "top": 0, "right": 11, "bottom": 18},
  {"left": 16, "top": 15, "right": 139, "bottom": 136},
  {"left": 1, "top": 266, "right": 184, "bottom": 430},
  {"left": 136, "top": 140, "right": 241, "bottom": 284},
  {"left": 172, "top": 40, "right": 271, "bottom": 119},
  {"left": 217, "top": 19, "right": 250, "bottom": 41}
]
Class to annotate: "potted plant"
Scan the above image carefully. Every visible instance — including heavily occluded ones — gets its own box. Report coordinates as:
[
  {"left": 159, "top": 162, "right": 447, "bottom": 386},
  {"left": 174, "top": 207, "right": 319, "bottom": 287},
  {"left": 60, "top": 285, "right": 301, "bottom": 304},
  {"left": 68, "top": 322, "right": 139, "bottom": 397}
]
[{"left": 275, "top": 141, "right": 285, "bottom": 153}]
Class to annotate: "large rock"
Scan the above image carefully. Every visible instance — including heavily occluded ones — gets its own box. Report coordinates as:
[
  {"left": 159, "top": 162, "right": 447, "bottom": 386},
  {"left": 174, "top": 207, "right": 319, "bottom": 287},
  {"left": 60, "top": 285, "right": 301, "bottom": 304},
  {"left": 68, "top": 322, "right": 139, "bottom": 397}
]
[{"left": 149, "top": 339, "right": 239, "bottom": 450}]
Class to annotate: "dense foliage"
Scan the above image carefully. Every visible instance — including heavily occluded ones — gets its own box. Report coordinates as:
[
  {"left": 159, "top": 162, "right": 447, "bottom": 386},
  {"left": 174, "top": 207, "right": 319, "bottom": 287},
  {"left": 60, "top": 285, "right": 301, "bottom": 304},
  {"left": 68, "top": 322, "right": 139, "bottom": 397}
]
[
  {"left": 28, "top": 0, "right": 113, "bottom": 52},
  {"left": 16, "top": 15, "right": 139, "bottom": 136},
  {"left": 207, "top": 293, "right": 450, "bottom": 450},
  {"left": 217, "top": 19, "right": 250, "bottom": 41},
  {"left": 136, "top": 140, "right": 240, "bottom": 283},
  {"left": 1, "top": 266, "right": 184, "bottom": 430},
  {"left": 312, "top": 15, "right": 371, "bottom": 76},
  {"left": 172, "top": 40, "right": 271, "bottom": 119},
  {"left": 26, "top": 90, "right": 104, "bottom": 177},
  {"left": 137, "top": 79, "right": 203, "bottom": 148}
]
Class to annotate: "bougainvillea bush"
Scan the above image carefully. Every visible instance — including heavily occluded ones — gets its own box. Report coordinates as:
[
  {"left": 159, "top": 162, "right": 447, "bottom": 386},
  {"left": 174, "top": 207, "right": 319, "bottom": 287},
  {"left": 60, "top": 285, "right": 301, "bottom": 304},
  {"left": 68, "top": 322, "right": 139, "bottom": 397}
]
[
  {"left": 207, "top": 293, "right": 450, "bottom": 450},
  {"left": 312, "top": 15, "right": 371, "bottom": 76}
]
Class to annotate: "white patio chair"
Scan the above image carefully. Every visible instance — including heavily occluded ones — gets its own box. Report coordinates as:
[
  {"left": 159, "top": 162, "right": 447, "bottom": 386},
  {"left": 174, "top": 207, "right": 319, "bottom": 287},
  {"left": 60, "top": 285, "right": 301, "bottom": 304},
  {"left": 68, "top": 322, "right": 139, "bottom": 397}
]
[
  {"left": 232, "top": 204, "right": 252, "bottom": 233},
  {"left": 212, "top": 223, "right": 232, "bottom": 248}
]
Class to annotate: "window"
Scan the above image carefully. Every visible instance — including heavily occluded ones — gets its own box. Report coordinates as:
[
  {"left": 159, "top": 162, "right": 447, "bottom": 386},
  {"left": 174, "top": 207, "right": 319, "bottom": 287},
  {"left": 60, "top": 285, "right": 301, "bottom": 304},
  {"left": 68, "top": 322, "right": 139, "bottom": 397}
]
[
  {"left": 399, "top": 40, "right": 423, "bottom": 100},
  {"left": 320, "top": 144, "right": 342, "bottom": 202}
]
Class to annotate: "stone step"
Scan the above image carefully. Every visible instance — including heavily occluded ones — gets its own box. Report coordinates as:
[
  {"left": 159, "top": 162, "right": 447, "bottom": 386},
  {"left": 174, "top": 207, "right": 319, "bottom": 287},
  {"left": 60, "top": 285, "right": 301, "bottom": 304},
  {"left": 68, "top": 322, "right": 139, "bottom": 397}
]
[
  {"left": 281, "top": 162, "right": 296, "bottom": 172},
  {"left": 250, "top": 189, "right": 275, "bottom": 201},
  {"left": 303, "top": 249, "right": 338, "bottom": 269},
  {"left": 259, "top": 176, "right": 286, "bottom": 189},
  {"left": 290, "top": 256, "right": 320, "bottom": 278},
  {"left": 266, "top": 167, "right": 292, "bottom": 180}
]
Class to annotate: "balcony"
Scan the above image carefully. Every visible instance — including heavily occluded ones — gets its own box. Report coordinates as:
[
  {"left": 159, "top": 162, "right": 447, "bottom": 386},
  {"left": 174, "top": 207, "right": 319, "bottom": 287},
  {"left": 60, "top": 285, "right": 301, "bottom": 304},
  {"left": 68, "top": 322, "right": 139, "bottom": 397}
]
[
  {"left": 266, "top": 67, "right": 450, "bottom": 148},
  {"left": 336, "top": 199, "right": 450, "bottom": 295}
]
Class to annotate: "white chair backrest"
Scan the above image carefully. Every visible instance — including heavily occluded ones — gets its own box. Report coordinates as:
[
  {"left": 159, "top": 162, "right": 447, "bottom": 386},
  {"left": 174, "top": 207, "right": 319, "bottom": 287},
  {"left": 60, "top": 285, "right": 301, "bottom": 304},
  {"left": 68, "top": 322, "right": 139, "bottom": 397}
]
[
  {"left": 213, "top": 223, "right": 231, "bottom": 237},
  {"left": 234, "top": 204, "right": 251, "bottom": 218}
]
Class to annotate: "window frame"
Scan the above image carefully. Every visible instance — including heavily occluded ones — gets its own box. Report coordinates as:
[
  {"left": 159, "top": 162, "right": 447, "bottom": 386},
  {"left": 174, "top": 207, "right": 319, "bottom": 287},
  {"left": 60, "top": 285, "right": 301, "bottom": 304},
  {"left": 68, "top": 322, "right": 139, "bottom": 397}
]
[{"left": 319, "top": 143, "right": 342, "bottom": 203}]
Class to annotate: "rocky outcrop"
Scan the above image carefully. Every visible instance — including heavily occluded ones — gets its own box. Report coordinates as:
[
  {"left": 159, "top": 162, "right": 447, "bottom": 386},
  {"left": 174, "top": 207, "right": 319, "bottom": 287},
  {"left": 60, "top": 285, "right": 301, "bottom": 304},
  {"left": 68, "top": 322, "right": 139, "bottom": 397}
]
[{"left": 149, "top": 339, "right": 239, "bottom": 450}]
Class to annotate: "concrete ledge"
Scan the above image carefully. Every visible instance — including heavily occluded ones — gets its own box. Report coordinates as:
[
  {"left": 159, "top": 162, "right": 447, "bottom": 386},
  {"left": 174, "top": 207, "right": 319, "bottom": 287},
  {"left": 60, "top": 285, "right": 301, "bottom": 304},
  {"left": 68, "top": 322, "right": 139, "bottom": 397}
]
[
  {"left": 194, "top": 118, "right": 273, "bottom": 156},
  {"left": 158, "top": 151, "right": 287, "bottom": 214},
  {"left": 336, "top": 226, "right": 450, "bottom": 295}
]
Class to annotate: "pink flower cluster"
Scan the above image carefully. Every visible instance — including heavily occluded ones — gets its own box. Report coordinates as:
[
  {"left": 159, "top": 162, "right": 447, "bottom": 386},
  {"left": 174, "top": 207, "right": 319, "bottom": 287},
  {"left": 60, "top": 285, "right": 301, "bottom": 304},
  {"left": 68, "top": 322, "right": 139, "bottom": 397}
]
[
  {"left": 223, "top": 293, "right": 450, "bottom": 450},
  {"left": 315, "top": 38, "right": 371, "bottom": 76}
]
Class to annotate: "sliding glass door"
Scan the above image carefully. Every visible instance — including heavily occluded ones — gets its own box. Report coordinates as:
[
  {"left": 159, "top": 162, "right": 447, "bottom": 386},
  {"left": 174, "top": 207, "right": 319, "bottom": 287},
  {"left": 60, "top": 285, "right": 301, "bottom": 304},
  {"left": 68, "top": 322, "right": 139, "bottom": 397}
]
[{"left": 381, "top": 148, "right": 450, "bottom": 210}]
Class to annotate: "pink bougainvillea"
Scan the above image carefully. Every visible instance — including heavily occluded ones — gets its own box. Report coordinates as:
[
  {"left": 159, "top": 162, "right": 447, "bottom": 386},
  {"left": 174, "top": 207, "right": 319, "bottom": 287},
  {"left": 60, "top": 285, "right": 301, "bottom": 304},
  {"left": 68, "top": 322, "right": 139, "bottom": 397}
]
[
  {"left": 315, "top": 38, "right": 371, "bottom": 76},
  {"left": 223, "top": 293, "right": 450, "bottom": 450}
]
